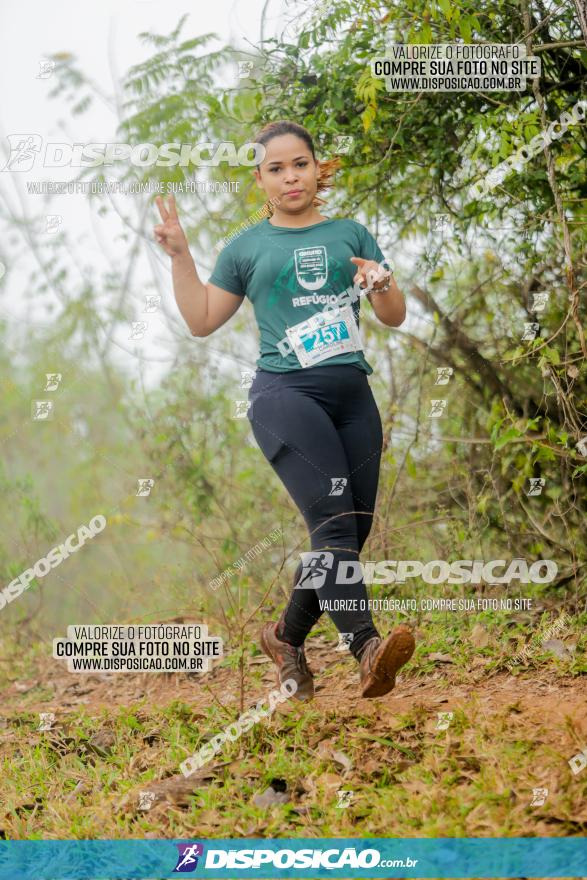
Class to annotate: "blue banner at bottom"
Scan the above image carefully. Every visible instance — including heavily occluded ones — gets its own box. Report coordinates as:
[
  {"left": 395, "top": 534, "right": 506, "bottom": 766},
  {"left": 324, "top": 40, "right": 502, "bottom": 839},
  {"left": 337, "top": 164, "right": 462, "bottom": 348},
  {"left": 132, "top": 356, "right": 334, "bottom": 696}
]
[{"left": 0, "top": 838, "right": 586, "bottom": 878}]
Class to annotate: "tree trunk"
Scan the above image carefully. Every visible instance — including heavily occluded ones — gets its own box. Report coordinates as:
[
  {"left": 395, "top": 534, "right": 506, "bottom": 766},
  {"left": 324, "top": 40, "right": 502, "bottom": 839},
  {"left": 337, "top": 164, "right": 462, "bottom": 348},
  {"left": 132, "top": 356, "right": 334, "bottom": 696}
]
[{"left": 573, "top": 0, "right": 587, "bottom": 45}]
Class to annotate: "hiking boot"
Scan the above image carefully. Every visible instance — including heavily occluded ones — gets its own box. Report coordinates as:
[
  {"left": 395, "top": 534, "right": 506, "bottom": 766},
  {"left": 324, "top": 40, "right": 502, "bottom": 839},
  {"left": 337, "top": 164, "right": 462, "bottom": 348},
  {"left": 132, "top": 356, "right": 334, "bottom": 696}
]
[
  {"left": 260, "top": 622, "right": 314, "bottom": 702},
  {"left": 359, "top": 624, "right": 415, "bottom": 698}
]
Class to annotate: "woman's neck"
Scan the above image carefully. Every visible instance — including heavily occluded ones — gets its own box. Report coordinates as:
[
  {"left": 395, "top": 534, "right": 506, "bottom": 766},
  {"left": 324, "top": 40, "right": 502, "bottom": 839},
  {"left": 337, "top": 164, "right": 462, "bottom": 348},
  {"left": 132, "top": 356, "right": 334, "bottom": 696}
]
[{"left": 268, "top": 206, "right": 328, "bottom": 228}]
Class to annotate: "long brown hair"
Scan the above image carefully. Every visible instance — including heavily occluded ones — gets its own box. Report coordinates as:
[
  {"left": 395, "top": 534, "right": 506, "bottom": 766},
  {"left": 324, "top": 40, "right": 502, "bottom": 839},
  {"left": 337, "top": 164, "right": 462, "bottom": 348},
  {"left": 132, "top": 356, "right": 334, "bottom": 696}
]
[{"left": 254, "top": 120, "right": 342, "bottom": 217}]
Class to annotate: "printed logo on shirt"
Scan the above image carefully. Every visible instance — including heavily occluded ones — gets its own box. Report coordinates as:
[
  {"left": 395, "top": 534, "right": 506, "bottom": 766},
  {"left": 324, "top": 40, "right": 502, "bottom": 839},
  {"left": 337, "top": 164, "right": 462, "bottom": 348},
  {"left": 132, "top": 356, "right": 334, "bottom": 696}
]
[
  {"left": 294, "top": 246, "right": 328, "bottom": 291},
  {"left": 265, "top": 248, "right": 348, "bottom": 308}
]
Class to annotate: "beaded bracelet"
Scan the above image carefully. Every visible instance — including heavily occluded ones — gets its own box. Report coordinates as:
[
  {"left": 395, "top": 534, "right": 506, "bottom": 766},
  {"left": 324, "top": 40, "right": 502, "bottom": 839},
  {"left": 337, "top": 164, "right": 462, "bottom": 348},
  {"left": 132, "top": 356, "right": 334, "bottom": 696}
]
[{"left": 370, "top": 271, "right": 393, "bottom": 293}]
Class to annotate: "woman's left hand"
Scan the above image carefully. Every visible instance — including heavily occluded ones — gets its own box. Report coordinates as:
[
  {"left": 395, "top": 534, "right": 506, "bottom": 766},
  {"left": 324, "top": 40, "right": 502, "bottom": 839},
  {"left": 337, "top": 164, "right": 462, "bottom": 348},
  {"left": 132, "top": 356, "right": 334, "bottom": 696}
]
[{"left": 350, "top": 257, "right": 390, "bottom": 291}]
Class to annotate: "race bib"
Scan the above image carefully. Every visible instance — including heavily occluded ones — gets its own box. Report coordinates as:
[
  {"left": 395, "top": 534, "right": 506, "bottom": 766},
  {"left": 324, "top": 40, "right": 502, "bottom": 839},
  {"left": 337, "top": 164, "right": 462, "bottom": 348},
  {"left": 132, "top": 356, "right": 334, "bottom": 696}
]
[{"left": 285, "top": 304, "right": 363, "bottom": 368}]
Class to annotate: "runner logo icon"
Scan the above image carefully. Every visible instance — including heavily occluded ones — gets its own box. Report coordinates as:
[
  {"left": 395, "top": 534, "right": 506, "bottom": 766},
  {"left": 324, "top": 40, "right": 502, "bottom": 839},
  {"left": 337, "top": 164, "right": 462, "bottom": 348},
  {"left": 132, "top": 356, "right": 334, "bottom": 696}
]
[
  {"left": 173, "top": 843, "right": 204, "bottom": 872},
  {"left": 295, "top": 551, "right": 334, "bottom": 590}
]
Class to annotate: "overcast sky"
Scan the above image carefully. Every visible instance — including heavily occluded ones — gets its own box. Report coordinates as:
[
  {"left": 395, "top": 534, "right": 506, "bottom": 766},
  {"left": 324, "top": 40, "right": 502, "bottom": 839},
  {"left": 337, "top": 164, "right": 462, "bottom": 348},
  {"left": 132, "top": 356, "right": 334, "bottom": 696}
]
[
  {"left": 0, "top": 0, "right": 295, "bottom": 386},
  {"left": 0, "top": 0, "right": 423, "bottom": 396},
  {"left": 0, "top": 0, "right": 280, "bottom": 136}
]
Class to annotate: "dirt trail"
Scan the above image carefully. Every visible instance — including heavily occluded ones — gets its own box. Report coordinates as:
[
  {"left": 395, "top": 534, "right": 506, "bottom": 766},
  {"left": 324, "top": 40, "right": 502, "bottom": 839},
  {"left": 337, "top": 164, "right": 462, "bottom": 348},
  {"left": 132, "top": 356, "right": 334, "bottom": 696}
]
[
  {"left": 2, "top": 631, "right": 587, "bottom": 847},
  {"left": 2, "top": 633, "right": 585, "bottom": 731}
]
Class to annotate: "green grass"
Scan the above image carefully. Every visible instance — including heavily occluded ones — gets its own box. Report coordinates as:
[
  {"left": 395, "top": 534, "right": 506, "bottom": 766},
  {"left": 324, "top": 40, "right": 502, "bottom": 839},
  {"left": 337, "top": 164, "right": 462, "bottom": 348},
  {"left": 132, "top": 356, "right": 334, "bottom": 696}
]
[{"left": 1, "top": 607, "right": 586, "bottom": 838}]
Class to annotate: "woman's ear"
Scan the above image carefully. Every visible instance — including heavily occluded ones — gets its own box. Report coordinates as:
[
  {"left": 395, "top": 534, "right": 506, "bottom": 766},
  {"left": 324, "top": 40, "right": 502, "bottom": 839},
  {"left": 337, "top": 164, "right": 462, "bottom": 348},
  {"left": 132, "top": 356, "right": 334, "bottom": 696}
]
[{"left": 254, "top": 168, "right": 264, "bottom": 191}]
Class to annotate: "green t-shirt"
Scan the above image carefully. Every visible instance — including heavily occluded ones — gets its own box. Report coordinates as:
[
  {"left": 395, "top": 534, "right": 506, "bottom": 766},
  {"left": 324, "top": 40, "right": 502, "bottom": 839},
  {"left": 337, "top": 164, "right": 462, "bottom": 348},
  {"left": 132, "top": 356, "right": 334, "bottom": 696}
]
[{"left": 208, "top": 217, "right": 386, "bottom": 374}]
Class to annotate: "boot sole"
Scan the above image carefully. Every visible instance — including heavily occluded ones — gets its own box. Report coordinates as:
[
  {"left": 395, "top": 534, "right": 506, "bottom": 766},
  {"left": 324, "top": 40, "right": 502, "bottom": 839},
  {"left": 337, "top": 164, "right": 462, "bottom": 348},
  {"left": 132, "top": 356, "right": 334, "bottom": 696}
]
[{"left": 361, "top": 626, "right": 415, "bottom": 698}]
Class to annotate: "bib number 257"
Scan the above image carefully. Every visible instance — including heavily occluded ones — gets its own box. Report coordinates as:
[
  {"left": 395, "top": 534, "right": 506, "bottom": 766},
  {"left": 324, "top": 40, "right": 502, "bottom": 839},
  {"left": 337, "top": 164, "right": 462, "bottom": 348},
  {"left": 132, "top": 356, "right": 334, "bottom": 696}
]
[{"left": 303, "top": 321, "right": 348, "bottom": 352}]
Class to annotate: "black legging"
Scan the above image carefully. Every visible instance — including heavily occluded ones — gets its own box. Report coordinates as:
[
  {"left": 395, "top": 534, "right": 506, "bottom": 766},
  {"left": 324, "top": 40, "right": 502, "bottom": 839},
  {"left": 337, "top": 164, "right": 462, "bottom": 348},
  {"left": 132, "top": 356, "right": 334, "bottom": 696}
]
[{"left": 247, "top": 364, "right": 383, "bottom": 658}]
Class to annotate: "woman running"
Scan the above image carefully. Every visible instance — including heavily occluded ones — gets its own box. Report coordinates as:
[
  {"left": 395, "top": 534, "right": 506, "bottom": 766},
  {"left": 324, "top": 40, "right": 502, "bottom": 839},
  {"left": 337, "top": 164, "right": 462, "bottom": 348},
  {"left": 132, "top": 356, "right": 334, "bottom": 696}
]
[{"left": 154, "top": 120, "right": 415, "bottom": 701}]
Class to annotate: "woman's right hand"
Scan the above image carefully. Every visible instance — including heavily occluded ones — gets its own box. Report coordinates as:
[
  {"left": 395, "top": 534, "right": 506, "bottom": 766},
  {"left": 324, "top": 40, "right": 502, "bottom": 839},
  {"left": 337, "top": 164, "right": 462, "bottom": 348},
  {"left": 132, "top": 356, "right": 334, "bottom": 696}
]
[{"left": 153, "top": 194, "right": 189, "bottom": 257}]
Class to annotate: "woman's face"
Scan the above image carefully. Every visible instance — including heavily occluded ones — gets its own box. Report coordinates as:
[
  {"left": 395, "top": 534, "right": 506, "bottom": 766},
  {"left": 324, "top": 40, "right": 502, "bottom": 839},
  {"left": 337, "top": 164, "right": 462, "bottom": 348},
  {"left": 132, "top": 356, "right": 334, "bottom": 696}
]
[{"left": 254, "top": 134, "right": 320, "bottom": 213}]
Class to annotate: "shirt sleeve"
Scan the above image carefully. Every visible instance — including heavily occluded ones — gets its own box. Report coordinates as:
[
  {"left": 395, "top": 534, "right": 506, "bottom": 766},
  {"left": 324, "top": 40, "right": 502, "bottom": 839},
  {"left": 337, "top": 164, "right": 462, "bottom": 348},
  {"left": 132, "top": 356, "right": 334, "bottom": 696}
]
[
  {"left": 208, "top": 242, "right": 246, "bottom": 297},
  {"left": 358, "top": 223, "right": 387, "bottom": 266}
]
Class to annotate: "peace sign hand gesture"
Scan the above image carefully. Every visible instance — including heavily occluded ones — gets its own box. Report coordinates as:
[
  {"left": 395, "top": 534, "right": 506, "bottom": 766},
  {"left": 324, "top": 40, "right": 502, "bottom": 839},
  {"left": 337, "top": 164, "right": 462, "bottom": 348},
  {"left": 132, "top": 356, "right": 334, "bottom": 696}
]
[{"left": 153, "top": 194, "right": 189, "bottom": 258}]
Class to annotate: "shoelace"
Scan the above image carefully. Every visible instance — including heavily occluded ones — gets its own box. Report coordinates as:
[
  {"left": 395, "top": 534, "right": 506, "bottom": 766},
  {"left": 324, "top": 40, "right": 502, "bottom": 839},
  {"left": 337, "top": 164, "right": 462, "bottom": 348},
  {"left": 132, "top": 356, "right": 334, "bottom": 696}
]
[{"left": 286, "top": 643, "right": 311, "bottom": 677}]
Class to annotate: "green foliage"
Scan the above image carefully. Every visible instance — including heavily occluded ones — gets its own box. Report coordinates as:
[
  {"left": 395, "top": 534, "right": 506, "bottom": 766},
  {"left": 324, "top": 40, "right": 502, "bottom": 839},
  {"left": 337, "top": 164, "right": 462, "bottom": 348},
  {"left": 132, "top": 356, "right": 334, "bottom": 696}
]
[{"left": 1, "top": 0, "right": 586, "bottom": 652}]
